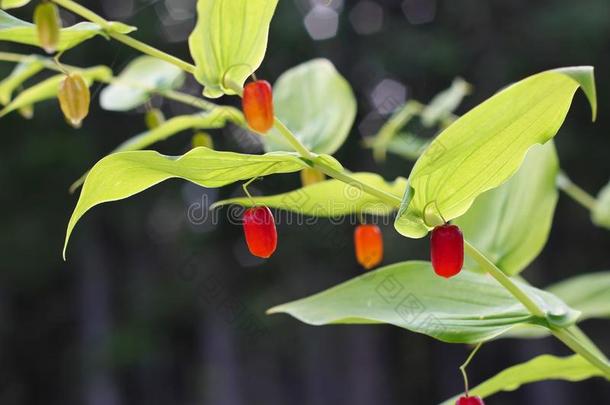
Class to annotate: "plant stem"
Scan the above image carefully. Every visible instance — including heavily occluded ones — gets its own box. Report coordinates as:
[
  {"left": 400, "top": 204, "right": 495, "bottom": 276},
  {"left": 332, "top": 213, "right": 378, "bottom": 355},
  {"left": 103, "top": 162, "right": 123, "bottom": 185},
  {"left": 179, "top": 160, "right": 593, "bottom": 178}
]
[
  {"left": 272, "top": 118, "right": 316, "bottom": 160},
  {"left": 463, "top": 241, "right": 546, "bottom": 318},
  {"left": 52, "top": 0, "right": 196, "bottom": 74},
  {"left": 551, "top": 327, "right": 610, "bottom": 379},
  {"left": 460, "top": 343, "right": 483, "bottom": 396},
  {"left": 556, "top": 172, "right": 597, "bottom": 211}
]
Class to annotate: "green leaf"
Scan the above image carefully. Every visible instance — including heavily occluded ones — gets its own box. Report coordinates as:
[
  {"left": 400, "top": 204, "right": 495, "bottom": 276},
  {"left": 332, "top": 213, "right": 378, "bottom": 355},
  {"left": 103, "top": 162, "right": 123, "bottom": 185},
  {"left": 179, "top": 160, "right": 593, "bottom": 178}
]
[
  {"left": 592, "top": 181, "right": 610, "bottom": 229},
  {"left": 0, "top": 0, "right": 31, "bottom": 10},
  {"left": 212, "top": 172, "right": 407, "bottom": 216},
  {"left": 421, "top": 77, "right": 471, "bottom": 127},
  {"left": 69, "top": 109, "right": 241, "bottom": 193},
  {"left": 395, "top": 66, "right": 596, "bottom": 238},
  {"left": 0, "top": 65, "right": 111, "bottom": 117},
  {"left": 0, "top": 10, "right": 124, "bottom": 51},
  {"left": 547, "top": 272, "right": 610, "bottom": 320},
  {"left": 264, "top": 59, "right": 357, "bottom": 155},
  {"left": 268, "top": 261, "right": 577, "bottom": 344},
  {"left": 454, "top": 142, "right": 559, "bottom": 275},
  {"left": 100, "top": 56, "right": 185, "bottom": 111},
  {"left": 188, "top": 0, "right": 279, "bottom": 98},
  {"left": 0, "top": 56, "right": 44, "bottom": 105},
  {"left": 439, "top": 355, "right": 603, "bottom": 404},
  {"left": 64, "top": 148, "right": 310, "bottom": 258}
]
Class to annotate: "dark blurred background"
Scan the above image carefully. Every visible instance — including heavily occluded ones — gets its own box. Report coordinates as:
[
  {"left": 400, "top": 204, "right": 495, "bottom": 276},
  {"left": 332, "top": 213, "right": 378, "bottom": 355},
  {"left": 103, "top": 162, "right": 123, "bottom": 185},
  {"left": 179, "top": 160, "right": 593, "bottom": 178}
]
[{"left": 1, "top": 0, "right": 610, "bottom": 404}]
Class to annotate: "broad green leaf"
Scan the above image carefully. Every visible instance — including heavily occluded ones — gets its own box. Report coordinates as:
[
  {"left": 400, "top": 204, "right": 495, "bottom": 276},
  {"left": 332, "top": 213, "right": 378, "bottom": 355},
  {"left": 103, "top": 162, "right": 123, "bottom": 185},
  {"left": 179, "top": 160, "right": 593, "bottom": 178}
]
[
  {"left": 0, "top": 66, "right": 111, "bottom": 117},
  {"left": 0, "top": 57, "right": 44, "bottom": 105},
  {"left": 64, "top": 148, "right": 310, "bottom": 258},
  {"left": 268, "top": 261, "right": 578, "bottom": 344},
  {"left": 212, "top": 173, "right": 407, "bottom": 216},
  {"left": 547, "top": 272, "right": 610, "bottom": 320},
  {"left": 264, "top": 59, "right": 357, "bottom": 155},
  {"left": 0, "top": 0, "right": 30, "bottom": 10},
  {"left": 188, "top": 0, "right": 279, "bottom": 98},
  {"left": 0, "top": 10, "right": 133, "bottom": 51},
  {"left": 439, "top": 354, "right": 604, "bottom": 405},
  {"left": 69, "top": 109, "right": 242, "bottom": 193},
  {"left": 395, "top": 66, "right": 596, "bottom": 238},
  {"left": 454, "top": 142, "right": 559, "bottom": 275},
  {"left": 592, "top": 181, "right": 610, "bottom": 229},
  {"left": 100, "top": 56, "right": 185, "bottom": 111},
  {"left": 421, "top": 77, "right": 471, "bottom": 127}
]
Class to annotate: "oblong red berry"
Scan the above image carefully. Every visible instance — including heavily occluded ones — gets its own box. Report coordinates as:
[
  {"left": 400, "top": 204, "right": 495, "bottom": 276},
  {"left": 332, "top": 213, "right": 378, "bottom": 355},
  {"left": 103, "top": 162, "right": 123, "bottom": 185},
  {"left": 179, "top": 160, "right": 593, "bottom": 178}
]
[
  {"left": 354, "top": 224, "right": 383, "bottom": 270},
  {"left": 456, "top": 395, "right": 484, "bottom": 405},
  {"left": 242, "top": 80, "right": 274, "bottom": 133},
  {"left": 430, "top": 224, "right": 464, "bottom": 278},
  {"left": 243, "top": 206, "right": 277, "bottom": 258}
]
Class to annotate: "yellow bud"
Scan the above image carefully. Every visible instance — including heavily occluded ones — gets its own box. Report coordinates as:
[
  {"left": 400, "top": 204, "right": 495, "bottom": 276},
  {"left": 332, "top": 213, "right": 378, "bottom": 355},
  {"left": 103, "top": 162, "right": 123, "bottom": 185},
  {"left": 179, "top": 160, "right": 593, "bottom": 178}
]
[
  {"left": 34, "top": 2, "right": 62, "bottom": 54},
  {"left": 191, "top": 132, "right": 214, "bottom": 149},
  {"left": 18, "top": 104, "right": 34, "bottom": 119},
  {"left": 58, "top": 73, "right": 90, "bottom": 128},
  {"left": 300, "top": 168, "right": 325, "bottom": 187},
  {"left": 145, "top": 108, "right": 165, "bottom": 129}
]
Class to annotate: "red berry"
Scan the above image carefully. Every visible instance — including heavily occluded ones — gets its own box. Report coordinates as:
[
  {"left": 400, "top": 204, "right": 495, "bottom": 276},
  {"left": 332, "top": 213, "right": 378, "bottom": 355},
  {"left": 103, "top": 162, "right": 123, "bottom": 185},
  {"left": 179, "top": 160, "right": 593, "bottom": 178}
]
[
  {"left": 354, "top": 224, "right": 383, "bottom": 270},
  {"left": 430, "top": 224, "right": 464, "bottom": 278},
  {"left": 243, "top": 206, "right": 277, "bottom": 258},
  {"left": 456, "top": 395, "right": 484, "bottom": 405},
  {"left": 243, "top": 80, "right": 274, "bottom": 133}
]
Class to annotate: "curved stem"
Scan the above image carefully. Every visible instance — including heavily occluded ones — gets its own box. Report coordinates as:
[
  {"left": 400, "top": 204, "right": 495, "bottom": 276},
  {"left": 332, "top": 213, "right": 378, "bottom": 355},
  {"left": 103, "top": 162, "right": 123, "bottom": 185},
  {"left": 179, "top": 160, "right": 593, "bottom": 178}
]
[
  {"left": 557, "top": 172, "right": 597, "bottom": 211},
  {"left": 52, "top": 0, "right": 196, "bottom": 74},
  {"left": 460, "top": 343, "right": 483, "bottom": 396}
]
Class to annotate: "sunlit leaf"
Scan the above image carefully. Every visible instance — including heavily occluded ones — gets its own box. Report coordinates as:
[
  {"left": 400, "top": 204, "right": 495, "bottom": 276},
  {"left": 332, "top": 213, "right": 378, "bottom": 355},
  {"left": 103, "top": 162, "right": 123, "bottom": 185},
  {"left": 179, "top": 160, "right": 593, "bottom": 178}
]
[
  {"left": 547, "top": 272, "right": 610, "bottom": 320},
  {"left": 0, "top": 66, "right": 111, "bottom": 117},
  {"left": 395, "top": 66, "right": 596, "bottom": 238},
  {"left": 213, "top": 172, "right": 406, "bottom": 217},
  {"left": 0, "top": 10, "right": 134, "bottom": 51},
  {"left": 455, "top": 142, "right": 559, "bottom": 275},
  {"left": 100, "top": 56, "right": 185, "bottom": 111},
  {"left": 0, "top": 0, "right": 31, "bottom": 10},
  {"left": 0, "top": 56, "right": 44, "bottom": 105},
  {"left": 188, "top": 0, "right": 279, "bottom": 98},
  {"left": 69, "top": 109, "right": 241, "bottom": 193},
  {"left": 64, "top": 148, "right": 311, "bottom": 258},
  {"left": 264, "top": 59, "right": 357, "bottom": 154},
  {"left": 268, "top": 261, "right": 577, "bottom": 344},
  {"left": 385, "top": 132, "right": 429, "bottom": 161},
  {"left": 439, "top": 355, "right": 603, "bottom": 404}
]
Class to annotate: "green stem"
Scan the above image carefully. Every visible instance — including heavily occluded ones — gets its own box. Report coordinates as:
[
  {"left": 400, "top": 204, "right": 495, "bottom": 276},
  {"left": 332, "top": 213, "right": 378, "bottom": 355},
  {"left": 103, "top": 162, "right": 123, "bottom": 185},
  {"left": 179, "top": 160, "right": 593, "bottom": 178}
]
[
  {"left": 272, "top": 118, "right": 316, "bottom": 160},
  {"left": 460, "top": 343, "right": 483, "bottom": 396},
  {"left": 52, "top": 0, "right": 196, "bottom": 74},
  {"left": 557, "top": 172, "right": 597, "bottom": 211},
  {"left": 551, "top": 327, "right": 610, "bottom": 379},
  {"left": 463, "top": 241, "right": 546, "bottom": 318},
  {"left": 369, "top": 100, "right": 424, "bottom": 162}
]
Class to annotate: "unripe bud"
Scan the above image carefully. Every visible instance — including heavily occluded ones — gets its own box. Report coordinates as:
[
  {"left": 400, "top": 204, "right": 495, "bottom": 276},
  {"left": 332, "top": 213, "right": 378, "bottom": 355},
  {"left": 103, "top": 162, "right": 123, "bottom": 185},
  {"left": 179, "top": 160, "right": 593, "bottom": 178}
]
[
  {"left": 34, "top": 2, "right": 62, "bottom": 54},
  {"left": 58, "top": 73, "right": 90, "bottom": 128},
  {"left": 191, "top": 132, "right": 214, "bottom": 149},
  {"left": 300, "top": 168, "right": 325, "bottom": 187},
  {"left": 145, "top": 108, "right": 165, "bottom": 129}
]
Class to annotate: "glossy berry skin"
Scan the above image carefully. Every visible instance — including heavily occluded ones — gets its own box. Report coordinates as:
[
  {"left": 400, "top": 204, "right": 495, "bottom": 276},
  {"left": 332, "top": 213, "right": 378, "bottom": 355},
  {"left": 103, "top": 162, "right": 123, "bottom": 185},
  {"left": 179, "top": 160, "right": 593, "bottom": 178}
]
[
  {"left": 354, "top": 224, "right": 383, "bottom": 270},
  {"left": 243, "top": 206, "right": 277, "bottom": 258},
  {"left": 430, "top": 224, "right": 464, "bottom": 278},
  {"left": 243, "top": 80, "right": 274, "bottom": 133},
  {"left": 456, "top": 395, "right": 484, "bottom": 405}
]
